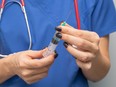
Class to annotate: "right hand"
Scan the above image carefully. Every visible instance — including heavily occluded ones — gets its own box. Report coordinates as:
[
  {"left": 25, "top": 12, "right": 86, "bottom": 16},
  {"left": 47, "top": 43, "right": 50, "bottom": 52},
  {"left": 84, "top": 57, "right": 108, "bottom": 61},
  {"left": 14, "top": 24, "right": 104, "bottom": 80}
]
[{"left": 6, "top": 49, "right": 56, "bottom": 84}]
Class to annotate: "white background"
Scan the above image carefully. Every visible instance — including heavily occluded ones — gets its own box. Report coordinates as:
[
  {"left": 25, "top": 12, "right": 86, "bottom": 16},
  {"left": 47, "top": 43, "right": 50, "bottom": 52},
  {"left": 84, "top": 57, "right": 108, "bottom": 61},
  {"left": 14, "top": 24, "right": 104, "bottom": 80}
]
[{"left": 89, "top": 0, "right": 116, "bottom": 87}]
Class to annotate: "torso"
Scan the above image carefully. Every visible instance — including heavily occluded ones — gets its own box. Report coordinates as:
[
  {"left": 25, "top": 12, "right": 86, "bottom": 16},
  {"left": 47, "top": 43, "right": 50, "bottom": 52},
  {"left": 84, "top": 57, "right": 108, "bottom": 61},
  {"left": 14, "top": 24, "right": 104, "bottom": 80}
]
[{"left": 0, "top": 0, "right": 96, "bottom": 87}]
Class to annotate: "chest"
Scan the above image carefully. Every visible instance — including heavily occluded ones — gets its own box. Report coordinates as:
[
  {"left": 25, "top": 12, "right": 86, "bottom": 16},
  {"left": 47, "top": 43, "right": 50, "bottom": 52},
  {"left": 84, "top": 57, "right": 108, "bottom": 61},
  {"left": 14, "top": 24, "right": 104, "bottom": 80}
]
[{"left": 0, "top": 0, "right": 95, "bottom": 53}]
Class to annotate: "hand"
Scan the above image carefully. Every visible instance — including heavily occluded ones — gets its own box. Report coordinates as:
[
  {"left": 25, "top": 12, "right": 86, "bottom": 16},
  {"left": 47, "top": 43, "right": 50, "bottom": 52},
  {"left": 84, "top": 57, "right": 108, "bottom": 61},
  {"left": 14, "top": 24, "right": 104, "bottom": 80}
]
[
  {"left": 6, "top": 49, "right": 57, "bottom": 84},
  {"left": 56, "top": 24, "right": 100, "bottom": 70}
]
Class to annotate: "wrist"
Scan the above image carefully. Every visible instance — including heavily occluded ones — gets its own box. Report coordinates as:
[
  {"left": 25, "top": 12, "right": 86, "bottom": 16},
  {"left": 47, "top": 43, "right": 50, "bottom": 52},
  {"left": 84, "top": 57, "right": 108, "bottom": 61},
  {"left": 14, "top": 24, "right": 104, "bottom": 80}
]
[
  {"left": 2, "top": 57, "right": 15, "bottom": 77},
  {"left": 0, "top": 57, "right": 16, "bottom": 83}
]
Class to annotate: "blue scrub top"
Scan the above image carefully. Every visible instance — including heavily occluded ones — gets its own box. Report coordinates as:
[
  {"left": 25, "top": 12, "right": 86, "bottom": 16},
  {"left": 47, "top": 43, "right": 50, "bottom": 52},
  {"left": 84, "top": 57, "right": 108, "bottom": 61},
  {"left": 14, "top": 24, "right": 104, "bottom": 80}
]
[{"left": 0, "top": 0, "right": 116, "bottom": 87}]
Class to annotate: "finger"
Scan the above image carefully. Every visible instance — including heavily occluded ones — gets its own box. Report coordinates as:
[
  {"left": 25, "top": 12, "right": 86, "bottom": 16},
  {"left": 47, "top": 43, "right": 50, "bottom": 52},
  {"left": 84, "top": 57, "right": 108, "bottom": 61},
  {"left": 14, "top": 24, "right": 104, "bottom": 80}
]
[
  {"left": 64, "top": 43, "right": 95, "bottom": 62},
  {"left": 60, "top": 33, "right": 98, "bottom": 53},
  {"left": 24, "top": 48, "right": 47, "bottom": 59},
  {"left": 26, "top": 54, "right": 55, "bottom": 69},
  {"left": 76, "top": 59, "right": 92, "bottom": 70},
  {"left": 57, "top": 26, "right": 99, "bottom": 43},
  {"left": 63, "top": 43, "right": 92, "bottom": 70},
  {"left": 21, "top": 65, "right": 50, "bottom": 78},
  {"left": 24, "top": 72, "right": 48, "bottom": 84}
]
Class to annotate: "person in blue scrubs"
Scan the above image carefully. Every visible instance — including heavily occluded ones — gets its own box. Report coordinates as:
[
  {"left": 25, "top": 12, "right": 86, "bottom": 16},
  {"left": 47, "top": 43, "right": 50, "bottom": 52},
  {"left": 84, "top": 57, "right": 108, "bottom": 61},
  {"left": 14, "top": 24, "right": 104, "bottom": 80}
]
[{"left": 0, "top": 0, "right": 116, "bottom": 87}]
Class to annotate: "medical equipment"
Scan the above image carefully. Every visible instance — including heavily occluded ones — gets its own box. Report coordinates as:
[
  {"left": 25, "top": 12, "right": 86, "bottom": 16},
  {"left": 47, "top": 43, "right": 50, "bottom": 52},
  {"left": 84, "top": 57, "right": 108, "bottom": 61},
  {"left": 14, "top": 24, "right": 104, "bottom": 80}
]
[
  {"left": 0, "top": 0, "right": 32, "bottom": 50},
  {"left": 0, "top": 0, "right": 81, "bottom": 58},
  {"left": 42, "top": 0, "right": 81, "bottom": 57},
  {"left": 42, "top": 22, "right": 66, "bottom": 57},
  {"left": 0, "top": 0, "right": 32, "bottom": 57}
]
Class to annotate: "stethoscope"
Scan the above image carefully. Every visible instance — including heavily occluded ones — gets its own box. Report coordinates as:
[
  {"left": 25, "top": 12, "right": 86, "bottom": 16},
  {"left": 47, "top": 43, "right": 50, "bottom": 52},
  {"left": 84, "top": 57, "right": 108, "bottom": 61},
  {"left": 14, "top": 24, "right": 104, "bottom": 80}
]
[
  {"left": 0, "top": 0, "right": 32, "bottom": 50},
  {"left": 0, "top": 0, "right": 81, "bottom": 58}
]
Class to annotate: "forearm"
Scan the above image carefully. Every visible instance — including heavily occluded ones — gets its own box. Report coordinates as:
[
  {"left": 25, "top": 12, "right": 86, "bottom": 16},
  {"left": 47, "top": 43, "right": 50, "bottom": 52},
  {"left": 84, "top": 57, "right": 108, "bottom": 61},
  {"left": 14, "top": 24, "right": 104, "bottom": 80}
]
[{"left": 0, "top": 58, "right": 15, "bottom": 84}]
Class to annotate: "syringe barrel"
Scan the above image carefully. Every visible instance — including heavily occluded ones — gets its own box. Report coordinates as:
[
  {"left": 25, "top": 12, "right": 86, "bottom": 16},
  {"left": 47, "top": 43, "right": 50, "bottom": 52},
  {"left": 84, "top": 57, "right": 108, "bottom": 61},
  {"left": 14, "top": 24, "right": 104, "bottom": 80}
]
[
  {"left": 42, "top": 22, "right": 66, "bottom": 58},
  {"left": 43, "top": 42, "right": 57, "bottom": 57}
]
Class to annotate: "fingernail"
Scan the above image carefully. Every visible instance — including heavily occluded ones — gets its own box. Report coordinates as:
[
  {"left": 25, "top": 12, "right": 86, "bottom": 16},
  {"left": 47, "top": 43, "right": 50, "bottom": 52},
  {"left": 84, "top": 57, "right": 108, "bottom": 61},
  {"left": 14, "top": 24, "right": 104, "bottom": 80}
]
[
  {"left": 63, "top": 42, "right": 68, "bottom": 48},
  {"left": 54, "top": 51, "right": 58, "bottom": 59},
  {"left": 56, "top": 33, "right": 62, "bottom": 39},
  {"left": 55, "top": 27, "right": 62, "bottom": 32}
]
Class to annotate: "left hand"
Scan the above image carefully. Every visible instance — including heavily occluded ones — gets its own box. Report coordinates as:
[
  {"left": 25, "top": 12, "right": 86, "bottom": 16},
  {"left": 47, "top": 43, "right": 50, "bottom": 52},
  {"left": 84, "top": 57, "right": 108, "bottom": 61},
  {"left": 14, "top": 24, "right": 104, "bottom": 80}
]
[{"left": 56, "top": 24, "right": 100, "bottom": 70}]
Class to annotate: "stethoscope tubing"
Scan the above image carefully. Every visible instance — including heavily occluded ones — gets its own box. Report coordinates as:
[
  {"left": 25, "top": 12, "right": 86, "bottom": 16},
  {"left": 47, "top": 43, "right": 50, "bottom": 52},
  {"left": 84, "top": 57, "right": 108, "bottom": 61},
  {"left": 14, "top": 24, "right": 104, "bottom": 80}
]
[
  {"left": 0, "top": 0, "right": 32, "bottom": 49},
  {"left": 0, "top": 0, "right": 32, "bottom": 58}
]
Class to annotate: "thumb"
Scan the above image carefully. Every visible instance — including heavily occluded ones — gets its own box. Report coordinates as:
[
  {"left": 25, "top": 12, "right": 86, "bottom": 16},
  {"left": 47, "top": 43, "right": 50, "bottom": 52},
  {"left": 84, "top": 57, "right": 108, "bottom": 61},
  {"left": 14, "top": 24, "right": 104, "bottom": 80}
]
[{"left": 25, "top": 49, "right": 47, "bottom": 59}]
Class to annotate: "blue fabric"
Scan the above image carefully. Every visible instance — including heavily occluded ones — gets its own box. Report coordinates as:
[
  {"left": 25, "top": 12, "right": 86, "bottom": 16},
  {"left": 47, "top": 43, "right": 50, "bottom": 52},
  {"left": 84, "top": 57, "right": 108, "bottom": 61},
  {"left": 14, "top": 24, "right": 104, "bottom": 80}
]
[{"left": 0, "top": 0, "right": 116, "bottom": 87}]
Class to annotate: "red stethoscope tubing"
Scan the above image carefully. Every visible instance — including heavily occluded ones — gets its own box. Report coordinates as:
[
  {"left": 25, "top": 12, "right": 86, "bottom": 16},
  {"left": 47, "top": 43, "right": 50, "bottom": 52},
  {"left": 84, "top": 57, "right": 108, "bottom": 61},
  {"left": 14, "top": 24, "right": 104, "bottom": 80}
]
[
  {"left": 74, "top": 0, "right": 81, "bottom": 30},
  {"left": 0, "top": 0, "right": 25, "bottom": 8}
]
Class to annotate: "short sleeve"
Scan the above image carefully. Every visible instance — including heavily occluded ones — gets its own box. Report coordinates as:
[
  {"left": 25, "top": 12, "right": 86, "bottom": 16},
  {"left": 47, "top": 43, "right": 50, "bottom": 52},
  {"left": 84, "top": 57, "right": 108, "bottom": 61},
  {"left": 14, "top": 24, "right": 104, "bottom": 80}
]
[{"left": 91, "top": 0, "right": 116, "bottom": 37}]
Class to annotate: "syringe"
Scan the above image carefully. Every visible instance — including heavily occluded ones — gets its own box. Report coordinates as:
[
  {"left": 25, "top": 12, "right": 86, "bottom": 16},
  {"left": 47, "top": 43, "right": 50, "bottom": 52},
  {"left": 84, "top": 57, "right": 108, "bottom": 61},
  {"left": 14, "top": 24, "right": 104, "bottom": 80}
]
[{"left": 42, "top": 22, "right": 66, "bottom": 57}]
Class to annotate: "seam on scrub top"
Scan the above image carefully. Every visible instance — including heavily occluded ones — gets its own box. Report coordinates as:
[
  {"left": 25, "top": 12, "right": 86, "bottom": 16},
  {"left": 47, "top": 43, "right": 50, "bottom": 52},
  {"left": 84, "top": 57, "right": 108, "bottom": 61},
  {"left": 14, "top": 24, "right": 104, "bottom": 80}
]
[
  {"left": 80, "top": 5, "right": 95, "bottom": 30},
  {"left": 50, "top": 1, "right": 73, "bottom": 23},
  {"left": 37, "top": 0, "right": 76, "bottom": 26},
  {"left": 36, "top": 4, "right": 59, "bottom": 26}
]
